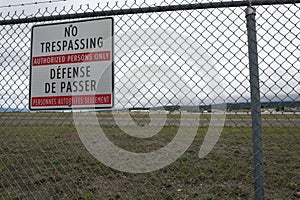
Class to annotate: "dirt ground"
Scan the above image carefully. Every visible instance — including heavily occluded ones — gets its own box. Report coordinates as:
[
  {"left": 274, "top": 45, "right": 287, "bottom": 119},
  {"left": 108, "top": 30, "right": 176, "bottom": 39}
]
[{"left": 0, "top": 113, "right": 299, "bottom": 199}]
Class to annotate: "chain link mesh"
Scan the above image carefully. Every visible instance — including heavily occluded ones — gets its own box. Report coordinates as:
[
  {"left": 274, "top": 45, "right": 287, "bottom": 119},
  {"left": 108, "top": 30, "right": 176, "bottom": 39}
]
[{"left": 0, "top": 0, "right": 299, "bottom": 199}]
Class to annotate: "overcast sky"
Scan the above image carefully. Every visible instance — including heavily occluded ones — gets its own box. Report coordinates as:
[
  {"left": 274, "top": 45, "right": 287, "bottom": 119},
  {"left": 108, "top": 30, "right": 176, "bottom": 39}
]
[{"left": 0, "top": 0, "right": 299, "bottom": 109}]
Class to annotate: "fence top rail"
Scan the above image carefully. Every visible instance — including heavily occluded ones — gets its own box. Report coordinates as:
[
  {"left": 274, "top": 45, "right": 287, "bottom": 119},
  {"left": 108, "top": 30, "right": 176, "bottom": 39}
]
[{"left": 0, "top": 0, "right": 299, "bottom": 25}]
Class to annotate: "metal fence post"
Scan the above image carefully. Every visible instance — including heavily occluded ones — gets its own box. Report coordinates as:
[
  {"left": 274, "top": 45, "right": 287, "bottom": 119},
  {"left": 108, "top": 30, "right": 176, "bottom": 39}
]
[{"left": 245, "top": 6, "right": 265, "bottom": 200}]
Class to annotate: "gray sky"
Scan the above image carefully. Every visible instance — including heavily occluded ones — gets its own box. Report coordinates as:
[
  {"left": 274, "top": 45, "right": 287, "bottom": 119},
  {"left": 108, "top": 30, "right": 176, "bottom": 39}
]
[{"left": 0, "top": 0, "right": 299, "bottom": 109}]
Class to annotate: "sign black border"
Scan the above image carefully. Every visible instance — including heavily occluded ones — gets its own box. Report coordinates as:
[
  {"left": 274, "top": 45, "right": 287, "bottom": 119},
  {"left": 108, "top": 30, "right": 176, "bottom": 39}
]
[{"left": 29, "top": 17, "right": 114, "bottom": 111}]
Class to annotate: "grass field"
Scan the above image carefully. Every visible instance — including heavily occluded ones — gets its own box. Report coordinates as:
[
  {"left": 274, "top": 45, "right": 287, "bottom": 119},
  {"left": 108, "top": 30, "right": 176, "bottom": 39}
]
[{"left": 0, "top": 113, "right": 299, "bottom": 199}]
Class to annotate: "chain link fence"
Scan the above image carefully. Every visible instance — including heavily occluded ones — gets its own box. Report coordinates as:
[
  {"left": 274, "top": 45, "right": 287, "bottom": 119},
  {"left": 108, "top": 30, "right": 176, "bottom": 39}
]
[{"left": 0, "top": 0, "right": 299, "bottom": 199}]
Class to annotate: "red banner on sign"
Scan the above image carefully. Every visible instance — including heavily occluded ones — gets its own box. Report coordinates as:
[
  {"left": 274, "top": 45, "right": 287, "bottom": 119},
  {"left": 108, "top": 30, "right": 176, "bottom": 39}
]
[
  {"left": 32, "top": 51, "right": 111, "bottom": 66},
  {"left": 31, "top": 94, "right": 111, "bottom": 107}
]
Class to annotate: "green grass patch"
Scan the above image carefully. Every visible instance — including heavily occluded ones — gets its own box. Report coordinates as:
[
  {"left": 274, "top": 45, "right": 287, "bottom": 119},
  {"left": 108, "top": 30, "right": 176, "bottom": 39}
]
[{"left": 0, "top": 124, "right": 299, "bottom": 199}]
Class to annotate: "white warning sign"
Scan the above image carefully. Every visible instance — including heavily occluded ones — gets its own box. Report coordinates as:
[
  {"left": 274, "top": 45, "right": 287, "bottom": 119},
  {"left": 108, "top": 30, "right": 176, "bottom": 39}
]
[{"left": 29, "top": 18, "right": 114, "bottom": 110}]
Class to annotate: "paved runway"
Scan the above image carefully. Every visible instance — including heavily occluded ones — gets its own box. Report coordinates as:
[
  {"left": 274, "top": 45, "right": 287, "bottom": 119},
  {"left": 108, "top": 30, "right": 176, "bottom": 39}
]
[{"left": 1, "top": 113, "right": 299, "bottom": 127}]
